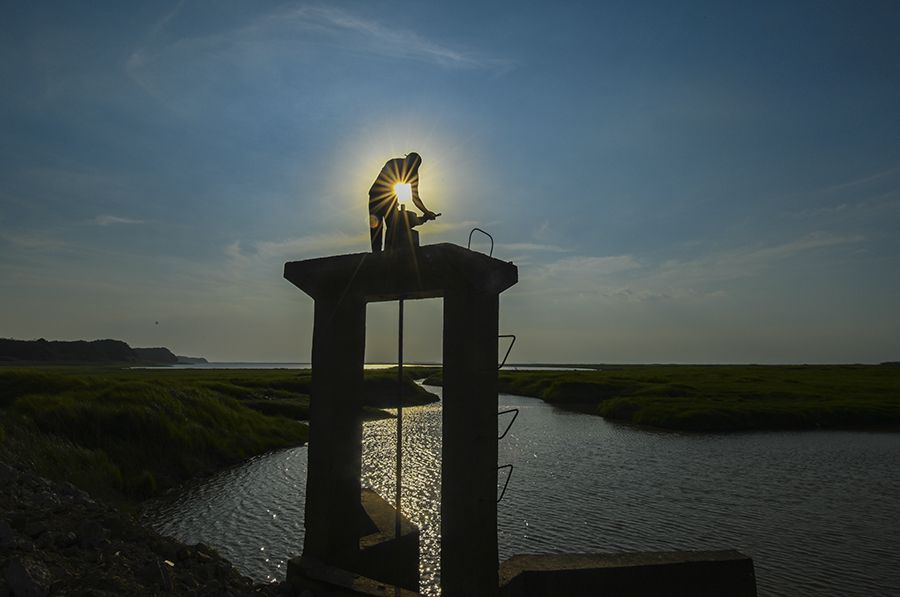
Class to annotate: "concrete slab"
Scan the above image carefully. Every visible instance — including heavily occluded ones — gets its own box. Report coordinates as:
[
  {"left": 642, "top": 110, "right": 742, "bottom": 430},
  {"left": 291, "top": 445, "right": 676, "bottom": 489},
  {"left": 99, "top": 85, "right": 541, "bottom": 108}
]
[
  {"left": 284, "top": 243, "right": 518, "bottom": 302},
  {"left": 499, "top": 551, "right": 757, "bottom": 597},
  {"left": 287, "top": 555, "right": 424, "bottom": 597}
]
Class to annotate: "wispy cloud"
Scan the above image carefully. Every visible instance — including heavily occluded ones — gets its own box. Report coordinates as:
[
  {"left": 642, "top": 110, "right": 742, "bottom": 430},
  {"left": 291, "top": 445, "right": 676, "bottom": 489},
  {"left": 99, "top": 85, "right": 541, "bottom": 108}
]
[
  {"left": 788, "top": 203, "right": 850, "bottom": 219},
  {"left": 543, "top": 255, "right": 644, "bottom": 278},
  {"left": 784, "top": 164, "right": 900, "bottom": 216},
  {"left": 654, "top": 232, "right": 866, "bottom": 285},
  {"left": 280, "top": 5, "right": 516, "bottom": 73},
  {"left": 225, "top": 231, "right": 366, "bottom": 265},
  {"left": 88, "top": 215, "right": 149, "bottom": 226},
  {"left": 127, "top": 2, "right": 515, "bottom": 101},
  {"left": 523, "top": 231, "right": 868, "bottom": 302},
  {"left": 519, "top": 254, "right": 647, "bottom": 297},
  {"left": 816, "top": 164, "right": 900, "bottom": 195},
  {"left": 0, "top": 231, "right": 66, "bottom": 253},
  {"left": 499, "top": 242, "right": 569, "bottom": 253}
]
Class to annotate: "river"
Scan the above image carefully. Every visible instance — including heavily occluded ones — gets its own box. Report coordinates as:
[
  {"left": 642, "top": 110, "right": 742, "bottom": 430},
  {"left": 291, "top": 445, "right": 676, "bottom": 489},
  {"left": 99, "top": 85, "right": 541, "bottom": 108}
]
[{"left": 143, "top": 385, "right": 900, "bottom": 596}]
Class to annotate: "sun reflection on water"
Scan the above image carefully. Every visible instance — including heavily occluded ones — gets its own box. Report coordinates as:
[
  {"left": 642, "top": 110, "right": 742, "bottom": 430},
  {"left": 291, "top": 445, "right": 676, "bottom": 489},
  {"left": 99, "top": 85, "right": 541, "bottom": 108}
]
[{"left": 362, "top": 403, "right": 443, "bottom": 595}]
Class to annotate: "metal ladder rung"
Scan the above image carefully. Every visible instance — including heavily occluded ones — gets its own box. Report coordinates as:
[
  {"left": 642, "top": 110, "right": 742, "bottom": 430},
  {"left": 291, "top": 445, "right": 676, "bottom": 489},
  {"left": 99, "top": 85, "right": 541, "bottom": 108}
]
[
  {"left": 498, "top": 408, "right": 519, "bottom": 440},
  {"left": 499, "top": 334, "right": 515, "bottom": 369},
  {"left": 497, "top": 464, "right": 514, "bottom": 503},
  {"left": 467, "top": 228, "right": 494, "bottom": 257}
]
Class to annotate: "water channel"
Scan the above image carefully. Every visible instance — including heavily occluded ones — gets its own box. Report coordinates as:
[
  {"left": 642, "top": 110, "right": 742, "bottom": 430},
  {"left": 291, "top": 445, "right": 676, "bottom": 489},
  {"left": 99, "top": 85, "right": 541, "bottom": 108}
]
[{"left": 143, "top": 385, "right": 900, "bottom": 596}]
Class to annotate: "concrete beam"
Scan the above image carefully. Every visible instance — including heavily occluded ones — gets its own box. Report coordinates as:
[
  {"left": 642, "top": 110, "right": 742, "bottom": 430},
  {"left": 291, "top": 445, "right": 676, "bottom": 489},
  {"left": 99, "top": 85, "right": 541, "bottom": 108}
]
[
  {"left": 284, "top": 243, "right": 517, "bottom": 302},
  {"left": 498, "top": 551, "right": 757, "bottom": 597}
]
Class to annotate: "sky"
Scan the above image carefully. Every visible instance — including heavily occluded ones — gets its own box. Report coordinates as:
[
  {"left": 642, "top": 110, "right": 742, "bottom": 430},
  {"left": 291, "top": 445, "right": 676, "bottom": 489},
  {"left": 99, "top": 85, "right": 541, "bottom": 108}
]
[{"left": 2, "top": 1, "right": 899, "bottom": 364}]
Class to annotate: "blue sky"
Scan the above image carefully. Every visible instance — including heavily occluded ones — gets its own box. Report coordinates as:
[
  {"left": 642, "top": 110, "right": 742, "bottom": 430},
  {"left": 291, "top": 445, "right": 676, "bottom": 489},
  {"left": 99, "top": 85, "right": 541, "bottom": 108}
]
[{"left": 2, "top": 1, "right": 899, "bottom": 364}]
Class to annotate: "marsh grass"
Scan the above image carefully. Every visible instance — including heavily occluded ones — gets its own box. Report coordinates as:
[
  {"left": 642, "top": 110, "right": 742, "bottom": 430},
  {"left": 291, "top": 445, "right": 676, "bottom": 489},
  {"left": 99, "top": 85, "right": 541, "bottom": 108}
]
[
  {"left": 0, "top": 366, "right": 438, "bottom": 504},
  {"left": 0, "top": 368, "right": 313, "bottom": 503},
  {"left": 429, "top": 365, "right": 900, "bottom": 432}
]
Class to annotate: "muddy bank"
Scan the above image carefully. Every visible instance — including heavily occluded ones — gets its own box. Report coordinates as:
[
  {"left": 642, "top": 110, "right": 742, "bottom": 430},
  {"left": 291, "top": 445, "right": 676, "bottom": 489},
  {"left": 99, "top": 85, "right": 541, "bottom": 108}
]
[{"left": 0, "top": 462, "right": 298, "bottom": 597}]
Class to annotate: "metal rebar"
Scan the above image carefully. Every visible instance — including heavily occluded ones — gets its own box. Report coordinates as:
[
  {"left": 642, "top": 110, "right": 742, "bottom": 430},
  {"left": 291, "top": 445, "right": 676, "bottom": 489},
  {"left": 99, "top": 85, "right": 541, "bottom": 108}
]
[{"left": 395, "top": 299, "right": 404, "bottom": 544}]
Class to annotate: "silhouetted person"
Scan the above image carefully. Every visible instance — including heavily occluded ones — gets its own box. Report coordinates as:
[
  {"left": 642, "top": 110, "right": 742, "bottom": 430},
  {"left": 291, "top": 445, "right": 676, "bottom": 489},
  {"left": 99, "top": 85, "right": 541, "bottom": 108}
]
[{"left": 369, "top": 152, "right": 436, "bottom": 252}]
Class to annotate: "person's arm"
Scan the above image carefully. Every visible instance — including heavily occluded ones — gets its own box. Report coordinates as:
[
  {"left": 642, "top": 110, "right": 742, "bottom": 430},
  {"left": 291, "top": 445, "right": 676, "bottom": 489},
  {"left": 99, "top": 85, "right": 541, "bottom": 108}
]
[{"left": 409, "top": 175, "right": 436, "bottom": 219}]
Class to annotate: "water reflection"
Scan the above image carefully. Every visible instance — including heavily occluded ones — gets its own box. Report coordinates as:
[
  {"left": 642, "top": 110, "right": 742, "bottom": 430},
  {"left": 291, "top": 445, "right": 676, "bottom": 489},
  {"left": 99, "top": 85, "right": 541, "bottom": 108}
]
[
  {"left": 144, "top": 447, "right": 307, "bottom": 582},
  {"left": 362, "top": 403, "right": 443, "bottom": 593},
  {"left": 144, "top": 386, "right": 900, "bottom": 597}
]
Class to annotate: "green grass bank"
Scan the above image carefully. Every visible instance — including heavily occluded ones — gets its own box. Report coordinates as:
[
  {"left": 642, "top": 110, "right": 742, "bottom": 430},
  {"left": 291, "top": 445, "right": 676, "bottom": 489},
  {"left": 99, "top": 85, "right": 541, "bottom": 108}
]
[
  {"left": 0, "top": 366, "right": 436, "bottom": 506},
  {"left": 424, "top": 364, "right": 900, "bottom": 432}
]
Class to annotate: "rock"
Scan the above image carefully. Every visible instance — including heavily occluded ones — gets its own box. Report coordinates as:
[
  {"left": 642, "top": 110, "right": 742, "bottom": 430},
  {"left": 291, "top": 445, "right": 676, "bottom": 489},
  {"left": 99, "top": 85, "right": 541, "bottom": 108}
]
[
  {"left": 138, "top": 559, "right": 174, "bottom": 591},
  {"left": 57, "top": 481, "right": 90, "bottom": 502},
  {"left": 198, "top": 579, "right": 224, "bottom": 597},
  {"left": 58, "top": 531, "right": 77, "bottom": 548},
  {"left": 76, "top": 519, "right": 105, "bottom": 549},
  {"left": 5, "top": 513, "right": 27, "bottom": 533},
  {"left": 181, "top": 571, "right": 201, "bottom": 589},
  {"left": 0, "top": 462, "right": 289, "bottom": 597},
  {"left": 25, "top": 492, "right": 60, "bottom": 510},
  {"left": 24, "top": 523, "right": 51, "bottom": 540},
  {"left": 0, "top": 522, "right": 14, "bottom": 549},
  {"left": 17, "top": 539, "right": 35, "bottom": 553},
  {"left": 34, "top": 533, "right": 54, "bottom": 550},
  {"left": 59, "top": 545, "right": 79, "bottom": 557},
  {"left": 6, "top": 558, "right": 51, "bottom": 597},
  {"left": 0, "top": 463, "right": 17, "bottom": 483},
  {"left": 194, "top": 542, "right": 212, "bottom": 555}
]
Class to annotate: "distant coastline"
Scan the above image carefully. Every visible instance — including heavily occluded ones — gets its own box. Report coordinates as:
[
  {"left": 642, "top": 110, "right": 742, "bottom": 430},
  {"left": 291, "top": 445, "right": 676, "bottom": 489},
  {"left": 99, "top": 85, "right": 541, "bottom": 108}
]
[{"left": 0, "top": 337, "right": 206, "bottom": 366}]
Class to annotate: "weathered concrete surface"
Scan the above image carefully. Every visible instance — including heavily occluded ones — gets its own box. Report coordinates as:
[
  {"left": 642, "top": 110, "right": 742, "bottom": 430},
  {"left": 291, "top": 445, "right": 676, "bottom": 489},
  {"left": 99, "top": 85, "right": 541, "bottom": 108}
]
[
  {"left": 284, "top": 242, "right": 518, "bottom": 303},
  {"left": 498, "top": 550, "right": 757, "bottom": 597},
  {"left": 441, "top": 287, "right": 501, "bottom": 597},
  {"left": 357, "top": 489, "right": 420, "bottom": 592},
  {"left": 287, "top": 556, "right": 425, "bottom": 597},
  {"left": 301, "top": 295, "right": 367, "bottom": 570}
]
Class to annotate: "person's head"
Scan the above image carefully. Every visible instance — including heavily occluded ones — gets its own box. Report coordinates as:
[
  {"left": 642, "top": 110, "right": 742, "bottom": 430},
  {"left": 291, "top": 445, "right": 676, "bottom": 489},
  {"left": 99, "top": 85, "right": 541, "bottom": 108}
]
[{"left": 404, "top": 152, "right": 422, "bottom": 170}]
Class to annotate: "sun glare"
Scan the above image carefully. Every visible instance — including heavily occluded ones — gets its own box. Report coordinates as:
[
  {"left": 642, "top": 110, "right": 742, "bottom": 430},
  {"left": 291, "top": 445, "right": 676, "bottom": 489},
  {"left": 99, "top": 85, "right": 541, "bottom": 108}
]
[{"left": 394, "top": 182, "right": 412, "bottom": 203}]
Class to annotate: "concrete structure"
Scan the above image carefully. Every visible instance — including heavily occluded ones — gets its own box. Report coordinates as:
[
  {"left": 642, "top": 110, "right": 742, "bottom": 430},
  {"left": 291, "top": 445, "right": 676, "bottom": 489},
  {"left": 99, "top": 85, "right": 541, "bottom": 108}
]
[
  {"left": 284, "top": 243, "right": 518, "bottom": 597},
  {"left": 284, "top": 241, "right": 758, "bottom": 597},
  {"left": 498, "top": 551, "right": 757, "bottom": 597}
]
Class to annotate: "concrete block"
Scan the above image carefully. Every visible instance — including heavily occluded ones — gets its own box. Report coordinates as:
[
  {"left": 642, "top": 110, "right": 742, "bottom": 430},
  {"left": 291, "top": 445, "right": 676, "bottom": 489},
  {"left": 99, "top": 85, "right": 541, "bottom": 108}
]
[
  {"left": 287, "top": 556, "right": 424, "bottom": 597},
  {"left": 499, "top": 551, "right": 757, "bottom": 597},
  {"left": 357, "top": 489, "right": 420, "bottom": 592}
]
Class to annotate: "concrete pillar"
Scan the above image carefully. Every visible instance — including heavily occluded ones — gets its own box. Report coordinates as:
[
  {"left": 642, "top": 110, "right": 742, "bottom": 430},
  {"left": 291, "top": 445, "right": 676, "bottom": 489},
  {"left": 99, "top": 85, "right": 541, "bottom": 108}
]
[
  {"left": 442, "top": 288, "right": 500, "bottom": 597},
  {"left": 302, "top": 296, "right": 367, "bottom": 570}
]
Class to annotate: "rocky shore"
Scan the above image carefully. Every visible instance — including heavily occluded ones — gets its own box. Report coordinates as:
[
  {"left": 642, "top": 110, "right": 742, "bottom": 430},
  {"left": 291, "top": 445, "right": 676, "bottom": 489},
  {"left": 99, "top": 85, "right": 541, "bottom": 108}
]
[{"left": 0, "top": 462, "right": 296, "bottom": 597}]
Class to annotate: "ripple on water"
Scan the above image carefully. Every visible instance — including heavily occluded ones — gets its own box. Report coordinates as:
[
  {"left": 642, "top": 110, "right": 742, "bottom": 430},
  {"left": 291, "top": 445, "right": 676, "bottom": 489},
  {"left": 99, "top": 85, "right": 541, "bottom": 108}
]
[
  {"left": 144, "top": 388, "right": 900, "bottom": 597},
  {"left": 144, "top": 447, "right": 308, "bottom": 583}
]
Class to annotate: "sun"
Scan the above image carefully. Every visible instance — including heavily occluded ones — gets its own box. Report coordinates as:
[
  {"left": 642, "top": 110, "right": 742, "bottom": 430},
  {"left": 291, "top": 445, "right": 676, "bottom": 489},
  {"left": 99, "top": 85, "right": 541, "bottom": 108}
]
[{"left": 393, "top": 182, "right": 412, "bottom": 203}]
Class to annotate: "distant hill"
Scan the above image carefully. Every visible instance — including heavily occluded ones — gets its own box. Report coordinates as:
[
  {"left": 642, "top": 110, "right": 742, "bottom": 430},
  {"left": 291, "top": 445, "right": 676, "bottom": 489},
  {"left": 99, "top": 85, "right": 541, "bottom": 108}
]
[
  {"left": 177, "top": 355, "right": 209, "bottom": 364},
  {"left": 0, "top": 338, "right": 137, "bottom": 363},
  {"left": 0, "top": 338, "right": 205, "bottom": 365},
  {"left": 132, "top": 347, "right": 178, "bottom": 364}
]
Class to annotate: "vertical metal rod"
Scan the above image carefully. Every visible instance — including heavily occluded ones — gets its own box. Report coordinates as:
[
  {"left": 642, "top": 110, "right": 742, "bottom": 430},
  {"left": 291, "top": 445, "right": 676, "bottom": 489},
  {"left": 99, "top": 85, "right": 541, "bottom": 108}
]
[{"left": 395, "top": 299, "right": 404, "bottom": 543}]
